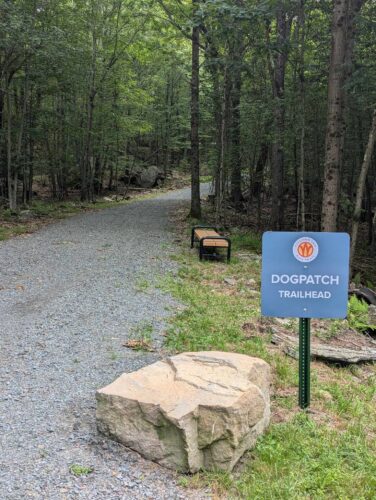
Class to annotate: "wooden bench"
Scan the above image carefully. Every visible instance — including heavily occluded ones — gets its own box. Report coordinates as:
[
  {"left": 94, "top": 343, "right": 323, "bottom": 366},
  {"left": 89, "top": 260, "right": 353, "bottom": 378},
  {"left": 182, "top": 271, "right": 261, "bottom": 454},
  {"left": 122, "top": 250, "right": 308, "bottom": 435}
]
[{"left": 191, "top": 225, "right": 231, "bottom": 262}]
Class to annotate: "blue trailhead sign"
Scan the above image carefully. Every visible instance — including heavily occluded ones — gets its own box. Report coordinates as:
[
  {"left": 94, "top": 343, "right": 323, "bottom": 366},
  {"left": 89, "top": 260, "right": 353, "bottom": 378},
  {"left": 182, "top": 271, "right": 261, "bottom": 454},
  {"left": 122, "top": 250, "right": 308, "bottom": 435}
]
[{"left": 261, "top": 232, "right": 350, "bottom": 319}]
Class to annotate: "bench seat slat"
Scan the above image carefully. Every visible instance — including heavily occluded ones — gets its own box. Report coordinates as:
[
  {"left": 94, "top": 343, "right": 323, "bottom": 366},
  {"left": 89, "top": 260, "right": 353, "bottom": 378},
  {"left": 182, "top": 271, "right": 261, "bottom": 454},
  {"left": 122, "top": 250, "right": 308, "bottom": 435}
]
[
  {"left": 194, "top": 229, "right": 229, "bottom": 248},
  {"left": 194, "top": 229, "right": 218, "bottom": 239},
  {"left": 201, "top": 239, "right": 229, "bottom": 248}
]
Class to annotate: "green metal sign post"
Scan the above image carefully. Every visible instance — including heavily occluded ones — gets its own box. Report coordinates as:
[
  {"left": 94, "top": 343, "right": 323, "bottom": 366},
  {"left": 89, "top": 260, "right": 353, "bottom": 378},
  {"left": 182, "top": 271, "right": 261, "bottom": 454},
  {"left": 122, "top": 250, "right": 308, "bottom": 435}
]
[{"left": 299, "top": 318, "right": 311, "bottom": 409}]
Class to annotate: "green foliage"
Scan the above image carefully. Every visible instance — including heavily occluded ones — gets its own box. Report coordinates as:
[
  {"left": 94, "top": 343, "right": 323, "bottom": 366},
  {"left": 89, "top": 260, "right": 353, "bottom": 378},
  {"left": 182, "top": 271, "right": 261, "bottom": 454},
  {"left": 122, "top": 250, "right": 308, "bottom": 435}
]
[
  {"left": 69, "top": 464, "right": 93, "bottom": 477},
  {"left": 199, "top": 175, "right": 213, "bottom": 183},
  {"left": 0, "top": 228, "right": 8, "bottom": 241},
  {"left": 0, "top": 225, "right": 28, "bottom": 240},
  {"left": 231, "top": 231, "right": 262, "bottom": 254},
  {"left": 128, "top": 321, "right": 154, "bottom": 351},
  {"left": 347, "top": 295, "right": 374, "bottom": 331},
  {"left": 135, "top": 278, "right": 151, "bottom": 293}
]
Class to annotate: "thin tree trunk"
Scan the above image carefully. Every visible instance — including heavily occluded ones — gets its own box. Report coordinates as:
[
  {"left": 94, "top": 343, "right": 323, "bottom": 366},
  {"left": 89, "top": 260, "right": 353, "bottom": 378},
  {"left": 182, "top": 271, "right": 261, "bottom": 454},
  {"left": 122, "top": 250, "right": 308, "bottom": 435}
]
[
  {"left": 16, "top": 68, "right": 28, "bottom": 203},
  {"left": 0, "top": 87, "right": 5, "bottom": 199},
  {"left": 270, "top": 5, "right": 291, "bottom": 230},
  {"left": 297, "top": 0, "right": 306, "bottom": 230},
  {"left": 230, "top": 69, "right": 242, "bottom": 207},
  {"left": 190, "top": 0, "right": 201, "bottom": 219},
  {"left": 211, "top": 65, "right": 223, "bottom": 223},
  {"left": 350, "top": 108, "right": 376, "bottom": 266},
  {"left": 321, "top": 0, "right": 364, "bottom": 231},
  {"left": 253, "top": 143, "right": 268, "bottom": 198},
  {"left": 6, "top": 84, "right": 17, "bottom": 211},
  {"left": 82, "top": 14, "right": 98, "bottom": 202},
  {"left": 217, "top": 79, "right": 227, "bottom": 224}
]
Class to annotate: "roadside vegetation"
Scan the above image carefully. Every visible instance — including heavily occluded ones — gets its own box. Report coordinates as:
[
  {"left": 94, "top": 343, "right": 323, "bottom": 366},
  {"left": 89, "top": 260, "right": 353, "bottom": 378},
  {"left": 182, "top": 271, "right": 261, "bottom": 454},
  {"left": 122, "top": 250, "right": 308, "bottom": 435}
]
[{"left": 163, "top": 208, "right": 376, "bottom": 499}]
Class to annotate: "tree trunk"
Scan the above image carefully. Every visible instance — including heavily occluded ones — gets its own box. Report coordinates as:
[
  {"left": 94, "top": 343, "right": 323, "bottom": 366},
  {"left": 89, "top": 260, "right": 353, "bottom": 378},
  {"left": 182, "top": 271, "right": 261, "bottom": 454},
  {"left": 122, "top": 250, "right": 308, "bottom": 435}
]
[
  {"left": 82, "top": 17, "right": 98, "bottom": 202},
  {"left": 270, "top": 5, "right": 291, "bottom": 230},
  {"left": 190, "top": 0, "right": 201, "bottom": 219},
  {"left": 212, "top": 65, "right": 224, "bottom": 223},
  {"left": 252, "top": 143, "right": 268, "bottom": 198},
  {"left": 6, "top": 84, "right": 17, "bottom": 211},
  {"left": 82, "top": 91, "right": 95, "bottom": 202},
  {"left": 230, "top": 69, "right": 242, "bottom": 208},
  {"left": 321, "top": 0, "right": 364, "bottom": 231},
  {"left": 350, "top": 108, "right": 376, "bottom": 266},
  {"left": 297, "top": 0, "right": 306, "bottom": 230},
  {"left": 0, "top": 88, "right": 4, "bottom": 199}
]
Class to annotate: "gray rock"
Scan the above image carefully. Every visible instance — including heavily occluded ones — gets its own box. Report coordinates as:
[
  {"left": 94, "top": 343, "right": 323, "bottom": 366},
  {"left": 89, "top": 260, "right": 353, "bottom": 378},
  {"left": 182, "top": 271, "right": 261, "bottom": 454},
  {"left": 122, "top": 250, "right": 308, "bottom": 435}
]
[
  {"left": 96, "top": 351, "right": 271, "bottom": 473},
  {"left": 139, "top": 166, "right": 162, "bottom": 188},
  {"left": 19, "top": 209, "right": 34, "bottom": 221}
]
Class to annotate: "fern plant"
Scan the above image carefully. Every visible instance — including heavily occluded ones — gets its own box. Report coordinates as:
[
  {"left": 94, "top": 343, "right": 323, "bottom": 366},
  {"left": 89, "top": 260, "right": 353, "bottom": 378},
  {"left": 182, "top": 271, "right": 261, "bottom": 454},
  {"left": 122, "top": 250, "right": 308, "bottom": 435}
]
[{"left": 347, "top": 295, "right": 373, "bottom": 332}]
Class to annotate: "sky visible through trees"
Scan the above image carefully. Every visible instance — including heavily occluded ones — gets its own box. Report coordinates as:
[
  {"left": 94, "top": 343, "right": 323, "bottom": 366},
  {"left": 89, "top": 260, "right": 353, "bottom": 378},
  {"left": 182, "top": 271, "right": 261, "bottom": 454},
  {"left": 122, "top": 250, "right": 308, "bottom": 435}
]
[{"left": 0, "top": 0, "right": 376, "bottom": 276}]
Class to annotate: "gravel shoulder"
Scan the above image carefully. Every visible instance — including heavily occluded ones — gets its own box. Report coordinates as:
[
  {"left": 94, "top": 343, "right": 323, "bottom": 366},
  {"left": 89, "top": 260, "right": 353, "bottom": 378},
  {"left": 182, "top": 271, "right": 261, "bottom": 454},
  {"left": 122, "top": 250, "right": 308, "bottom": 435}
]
[{"left": 0, "top": 186, "right": 210, "bottom": 500}]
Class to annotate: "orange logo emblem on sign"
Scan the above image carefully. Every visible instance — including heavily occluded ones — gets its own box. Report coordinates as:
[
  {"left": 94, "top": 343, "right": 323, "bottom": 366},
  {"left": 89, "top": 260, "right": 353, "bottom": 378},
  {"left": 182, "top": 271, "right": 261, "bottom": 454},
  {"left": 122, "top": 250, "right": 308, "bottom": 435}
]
[
  {"left": 297, "top": 242, "right": 314, "bottom": 258},
  {"left": 293, "top": 236, "right": 319, "bottom": 262}
]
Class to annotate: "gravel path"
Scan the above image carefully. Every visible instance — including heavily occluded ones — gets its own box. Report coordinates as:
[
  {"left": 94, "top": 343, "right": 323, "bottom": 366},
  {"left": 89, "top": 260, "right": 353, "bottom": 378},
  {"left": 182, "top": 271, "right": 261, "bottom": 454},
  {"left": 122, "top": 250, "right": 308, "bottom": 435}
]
[{"left": 0, "top": 186, "right": 211, "bottom": 500}]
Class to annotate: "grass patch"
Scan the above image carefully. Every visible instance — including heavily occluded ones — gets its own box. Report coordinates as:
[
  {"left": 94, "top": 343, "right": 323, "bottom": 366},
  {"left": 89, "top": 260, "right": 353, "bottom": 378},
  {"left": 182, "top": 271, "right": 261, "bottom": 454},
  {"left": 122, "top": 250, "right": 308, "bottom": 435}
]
[
  {"left": 163, "top": 211, "right": 376, "bottom": 498},
  {"left": 233, "top": 413, "right": 376, "bottom": 499},
  {"left": 0, "top": 224, "right": 29, "bottom": 240},
  {"left": 124, "top": 321, "right": 154, "bottom": 351},
  {"left": 135, "top": 277, "right": 151, "bottom": 293},
  {"left": 69, "top": 464, "right": 93, "bottom": 477},
  {"left": 230, "top": 230, "right": 262, "bottom": 254}
]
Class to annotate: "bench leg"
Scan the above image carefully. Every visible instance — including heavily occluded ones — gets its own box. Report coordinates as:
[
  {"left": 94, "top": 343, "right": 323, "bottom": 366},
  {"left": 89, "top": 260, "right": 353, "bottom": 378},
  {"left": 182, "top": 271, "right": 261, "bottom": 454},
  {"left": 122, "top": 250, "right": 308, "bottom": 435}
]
[
  {"left": 227, "top": 243, "right": 231, "bottom": 262},
  {"left": 191, "top": 228, "right": 195, "bottom": 248}
]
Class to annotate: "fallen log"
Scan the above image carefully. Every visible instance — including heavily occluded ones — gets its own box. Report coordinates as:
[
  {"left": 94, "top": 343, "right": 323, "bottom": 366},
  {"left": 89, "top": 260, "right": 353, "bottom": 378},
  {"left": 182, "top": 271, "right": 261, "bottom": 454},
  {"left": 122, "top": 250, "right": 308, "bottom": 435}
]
[{"left": 271, "top": 330, "right": 376, "bottom": 363}]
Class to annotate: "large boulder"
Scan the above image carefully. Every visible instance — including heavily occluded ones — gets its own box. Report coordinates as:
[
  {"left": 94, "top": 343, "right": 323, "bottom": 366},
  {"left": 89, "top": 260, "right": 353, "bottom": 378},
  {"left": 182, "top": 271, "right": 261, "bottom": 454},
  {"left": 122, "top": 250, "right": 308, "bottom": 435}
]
[
  {"left": 139, "top": 165, "right": 161, "bottom": 188},
  {"left": 120, "top": 166, "right": 164, "bottom": 188},
  {"left": 96, "top": 352, "right": 271, "bottom": 473}
]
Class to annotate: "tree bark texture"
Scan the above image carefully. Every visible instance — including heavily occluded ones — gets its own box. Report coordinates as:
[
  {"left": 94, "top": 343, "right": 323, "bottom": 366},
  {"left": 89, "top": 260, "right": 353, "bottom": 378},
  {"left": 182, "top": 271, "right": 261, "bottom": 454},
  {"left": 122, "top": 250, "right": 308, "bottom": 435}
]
[
  {"left": 230, "top": 71, "right": 242, "bottom": 207},
  {"left": 297, "top": 0, "right": 306, "bottom": 230},
  {"left": 321, "top": 0, "right": 364, "bottom": 231},
  {"left": 190, "top": 0, "right": 201, "bottom": 219},
  {"left": 270, "top": 5, "right": 291, "bottom": 230}
]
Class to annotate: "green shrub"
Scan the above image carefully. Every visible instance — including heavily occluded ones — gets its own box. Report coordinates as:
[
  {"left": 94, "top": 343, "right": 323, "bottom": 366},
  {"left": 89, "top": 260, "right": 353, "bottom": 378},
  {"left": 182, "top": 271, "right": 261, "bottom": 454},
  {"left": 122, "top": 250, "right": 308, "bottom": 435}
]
[{"left": 347, "top": 295, "right": 373, "bottom": 332}]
